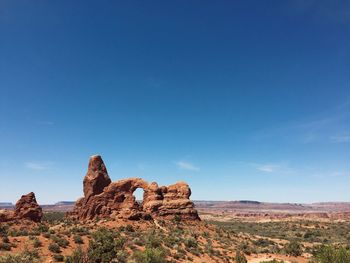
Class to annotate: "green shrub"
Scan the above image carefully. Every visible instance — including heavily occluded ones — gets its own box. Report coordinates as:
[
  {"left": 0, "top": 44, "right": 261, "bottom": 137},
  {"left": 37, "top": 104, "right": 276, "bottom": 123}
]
[
  {"left": 235, "top": 250, "right": 247, "bottom": 263},
  {"left": 312, "top": 245, "right": 350, "bottom": 263},
  {"left": 184, "top": 237, "right": 198, "bottom": 249},
  {"left": 133, "top": 247, "right": 167, "bottom": 263},
  {"left": 261, "top": 260, "right": 285, "bottom": 263},
  {"left": 2, "top": 236, "right": 9, "bottom": 243},
  {"left": 42, "top": 212, "right": 65, "bottom": 223},
  {"left": 53, "top": 254, "right": 64, "bottom": 262},
  {"left": 35, "top": 224, "right": 49, "bottom": 233},
  {"left": 284, "top": 241, "right": 302, "bottom": 256},
  {"left": 49, "top": 243, "right": 61, "bottom": 253},
  {"left": 51, "top": 235, "right": 69, "bottom": 248},
  {"left": 0, "top": 226, "right": 8, "bottom": 237},
  {"left": 73, "top": 235, "right": 84, "bottom": 244},
  {"left": 125, "top": 224, "right": 134, "bottom": 232},
  {"left": 0, "top": 249, "right": 41, "bottom": 263},
  {"left": 33, "top": 237, "right": 42, "bottom": 248},
  {"left": 0, "top": 242, "right": 11, "bottom": 251},
  {"left": 87, "top": 228, "right": 124, "bottom": 263},
  {"left": 64, "top": 247, "right": 86, "bottom": 263},
  {"left": 145, "top": 233, "right": 162, "bottom": 249}
]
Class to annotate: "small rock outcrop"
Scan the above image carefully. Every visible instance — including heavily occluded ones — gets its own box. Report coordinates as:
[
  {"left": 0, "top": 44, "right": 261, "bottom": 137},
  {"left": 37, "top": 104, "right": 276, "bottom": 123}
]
[
  {"left": 68, "top": 155, "right": 200, "bottom": 221},
  {"left": 14, "top": 192, "right": 43, "bottom": 222},
  {"left": 0, "top": 192, "right": 43, "bottom": 222}
]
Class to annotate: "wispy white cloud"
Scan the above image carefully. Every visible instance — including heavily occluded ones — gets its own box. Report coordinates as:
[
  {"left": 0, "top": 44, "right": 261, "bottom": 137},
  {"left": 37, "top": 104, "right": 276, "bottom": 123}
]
[
  {"left": 240, "top": 161, "right": 294, "bottom": 175},
  {"left": 253, "top": 99, "right": 350, "bottom": 144},
  {"left": 137, "top": 162, "right": 147, "bottom": 171},
  {"left": 175, "top": 161, "right": 200, "bottom": 172},
  {"left": 257, "top": 164, "right": 281, "bottom": 173},
  {"left": 330, "top": 135, "right": 350, "bottom": 143},
  {"left": 311, "top": 171, "right": 350, "bottom": 178},
  {"left": 25, "top": 162, "right": 53, "bottom": 170}
]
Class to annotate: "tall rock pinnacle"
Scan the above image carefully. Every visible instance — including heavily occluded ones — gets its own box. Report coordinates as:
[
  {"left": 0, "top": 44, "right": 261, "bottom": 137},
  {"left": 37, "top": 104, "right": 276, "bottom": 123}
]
[{"left": 83, "top": 155, "right": 111, "bottom": 198}]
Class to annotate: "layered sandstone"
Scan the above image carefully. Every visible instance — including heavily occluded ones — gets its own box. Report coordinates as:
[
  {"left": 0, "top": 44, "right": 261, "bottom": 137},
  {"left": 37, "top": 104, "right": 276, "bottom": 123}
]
[
  {"left": 68, "top": 155, "right": 200, "bottom": 221},
  {"left": 0, "top": 192, "right": 43, "bottom": 222}
]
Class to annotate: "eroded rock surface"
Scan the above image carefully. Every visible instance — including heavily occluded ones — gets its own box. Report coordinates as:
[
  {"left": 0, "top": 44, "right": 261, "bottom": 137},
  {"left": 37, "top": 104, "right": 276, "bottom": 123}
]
[
  {"left": 68, "top": 155, "right": 200, "bottom": 221},
  {"left": 0, "top": 192, "right": 43, "bottom": 222},
  {"left": 83, "top": 155, "right": 112, "bottom": 199}
]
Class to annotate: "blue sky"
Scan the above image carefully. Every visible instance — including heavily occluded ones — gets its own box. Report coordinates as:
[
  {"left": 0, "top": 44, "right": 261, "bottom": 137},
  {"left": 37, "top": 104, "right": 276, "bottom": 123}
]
[{"left": 1, "top": 1, "right": 350, "bottom": 204}]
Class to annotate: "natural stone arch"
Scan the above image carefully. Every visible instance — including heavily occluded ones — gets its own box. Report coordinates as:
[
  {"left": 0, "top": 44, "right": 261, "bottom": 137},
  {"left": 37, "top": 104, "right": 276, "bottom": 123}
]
[{"left": 67, "top": 155, "right": 200, "bottom": 221}]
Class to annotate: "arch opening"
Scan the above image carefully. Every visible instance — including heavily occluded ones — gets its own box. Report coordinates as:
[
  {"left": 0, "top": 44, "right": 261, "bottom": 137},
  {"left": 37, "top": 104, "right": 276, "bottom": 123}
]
[{"left": 133, "top": 188, "right": 144, "bottom": 206}]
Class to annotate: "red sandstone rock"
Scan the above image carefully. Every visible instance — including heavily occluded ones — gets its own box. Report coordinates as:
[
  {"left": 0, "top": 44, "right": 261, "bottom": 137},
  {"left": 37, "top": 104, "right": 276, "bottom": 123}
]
[
  {"left": 68, "top": 155, "right": 200, "bottom": 221},
  {"left": 0, "top": 192, "right": 42, "bottom": 222},
  {"left": 83, "top": 155, "right": 111, "bottom": 198},
  {"left": 14, "top": 192, "right": 43, "bottom": 222}
]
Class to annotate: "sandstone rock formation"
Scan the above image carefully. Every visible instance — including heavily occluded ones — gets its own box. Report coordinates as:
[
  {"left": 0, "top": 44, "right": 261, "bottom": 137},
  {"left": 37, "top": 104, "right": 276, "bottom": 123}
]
[
  {"left": 14, "top": 192, "right": 43, "bottom": 222},
  {"left": 83, "top": 155, "right": 111, "bottom": 199},
  {"left": 0, "top": 192, "right": 43, "bottom": 222},
  {"left": 68, "top": 155, "right": 200, "bottom": 221}
]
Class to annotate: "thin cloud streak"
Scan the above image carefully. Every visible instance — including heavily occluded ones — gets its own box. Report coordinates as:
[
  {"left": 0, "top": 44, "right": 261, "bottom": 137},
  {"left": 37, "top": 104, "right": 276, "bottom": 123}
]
[
  {"left": 330, "top": 135, "right": 350, "bottom": 143},
  {"left": 253, "top": 99, "right": 350, "bottom": 144},
  {"left": 257, "top": 164, "right": 280, "bottom": 173},
  {"left": 175, "top": 161, "right": 200, "bottom": 172},
  {"left": 25, "top": 162, "right": 53, "bottom": 170}
]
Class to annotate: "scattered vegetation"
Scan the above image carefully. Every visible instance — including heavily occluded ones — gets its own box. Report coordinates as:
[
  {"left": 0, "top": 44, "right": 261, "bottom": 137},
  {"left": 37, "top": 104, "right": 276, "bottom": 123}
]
[{"left": 3, "top": 212, "right": 350, "bottom": 262}]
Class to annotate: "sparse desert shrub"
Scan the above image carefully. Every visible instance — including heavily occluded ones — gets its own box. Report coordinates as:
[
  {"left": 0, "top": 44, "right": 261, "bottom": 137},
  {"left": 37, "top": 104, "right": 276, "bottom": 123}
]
[
  {"left": 8, "top": 228, "right": 28, "bottom": 237},
  {"left": 311, "top": 245, "right": 350, "bottom": 263},
  {"left": 71, "top": 226, "right": 90, "bottom": 236},
  {"left": 184, "top": 237, "right": 198, "bottom": 249},
  {"left": 87, "top": 228, "right": 124, "bottom": 263},
  {"left": 51, "top": 235, "right": 69, "bottom": 248},
  {"left": 0, "top": 242, "right": 11, "bottom": 251},
  {"left": 35, "top": 223, "right": 49, "bottom": 233},
  {"left": 125, "top": 224, "right": 134, "bottom": 232},
  {"left": 235, "top": 250, "right": 247, "bottom": 263},
  {"left": 65, "top": 247, "right": 87, "bottom": 263},
  {"left": 204, "top": 241, "right": 215, "bottom": 256},
  {"left": 43, "top": 212, "right": 65, "bottom": 223},
  {"left": 133, "top": 247, "right": 167, "bottom": 263},
  {"left": 145, "top": 232, "right": 162, "bottom": 249},
  {"left": 0, "top": 226, "right": 8, "bottom": 237},
  {"left": 53, "top": 254, "right": 64, "bottom": 262},
  {"left": 238, "top": 242, "right": 253, "bottom": 255},
  {"left": 2, "top": 236, "right": 9, "bottom": 243},
  {"left": 284, "top": 241, "right": 302, "bottom": 257},
  {"left": 134, "top": 237, "right": 144, "bottom": 246},
  {"left": 253, "top": 238, "right": 275, "bottom": 247},
  {"left": 260, "top": 260, "right": 285, "bottom": 263},
  {"left": 173, "top": 215, "right": 181, "bottom": 223},
  {"left": 49, "top": 243, "right": 61, "bottom": 253},
  {"left": 114, "top": 250, "right": 128, "bottom": 263},
  {"left": 33, "top": 237, "right": 42, "bottom": 248},
  {"left": 0, "top": 249, "right": 41, "bottom": 263},
  {"left": 74, "top": 234, "right": 84, "bottom": 244}
]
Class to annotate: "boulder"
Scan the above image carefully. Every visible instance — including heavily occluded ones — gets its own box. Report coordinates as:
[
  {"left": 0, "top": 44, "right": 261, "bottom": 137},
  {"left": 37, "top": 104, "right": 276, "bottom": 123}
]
[
  {"left": 14, "top": 192, "right": 43, "bottom": 222},
  {"left": 0, "top": 192, "right": 42, "bottom": 222}
]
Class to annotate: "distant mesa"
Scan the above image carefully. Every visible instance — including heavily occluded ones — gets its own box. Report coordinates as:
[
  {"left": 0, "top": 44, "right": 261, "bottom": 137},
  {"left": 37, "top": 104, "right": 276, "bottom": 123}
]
[
  {"left": 0, "top": 202, "right": 13, "bottom": 208},
  {"left": 0, "top": 192, "right": 43, "bottom": 222},
  {"left": 54, "top": 201, "right": 75, "bottom": 206},
  {"left": 237, "top": 200, "right": 261, "bottom": 205},
  {"left": 68, "top": 155, "right": 200, "bottom": 221}
]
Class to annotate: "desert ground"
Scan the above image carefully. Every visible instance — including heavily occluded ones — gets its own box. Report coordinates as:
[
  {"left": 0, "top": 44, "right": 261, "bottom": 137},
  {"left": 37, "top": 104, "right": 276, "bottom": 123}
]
[{"left": 2, "top": 200, "right": 350, "bottom": 262}]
